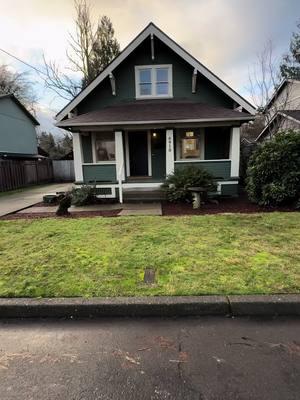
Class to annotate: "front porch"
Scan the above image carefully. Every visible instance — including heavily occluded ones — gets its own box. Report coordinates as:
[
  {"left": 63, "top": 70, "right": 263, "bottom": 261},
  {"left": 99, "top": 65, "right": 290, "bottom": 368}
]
[{"left": 73, "top": 124, "right": 240, "bottom": 202}]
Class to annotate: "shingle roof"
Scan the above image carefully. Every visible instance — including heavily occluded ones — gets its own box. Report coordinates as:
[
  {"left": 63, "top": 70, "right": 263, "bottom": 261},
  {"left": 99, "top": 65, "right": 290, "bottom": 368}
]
[{"left": 57, "top": 100, "right": 253, "bottom": 127}]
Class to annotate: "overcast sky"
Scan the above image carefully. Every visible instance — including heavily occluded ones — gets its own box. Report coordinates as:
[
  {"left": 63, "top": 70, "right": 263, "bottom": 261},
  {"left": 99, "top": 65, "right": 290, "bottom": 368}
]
[{"left": 0, "top": 0, "right": 299, "bottom": 135}]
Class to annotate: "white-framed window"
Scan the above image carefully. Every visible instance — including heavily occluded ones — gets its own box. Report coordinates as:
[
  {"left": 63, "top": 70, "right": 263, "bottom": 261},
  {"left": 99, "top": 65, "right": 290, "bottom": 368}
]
[
  {"left": 135, "top": 65, "right": 173, "bottom": 99},
  {"left": 93, "top": 132, "right": 116, "bottom": 162},
  {"left": 176, "top": 128, "right": 204, "bottom": 160}
]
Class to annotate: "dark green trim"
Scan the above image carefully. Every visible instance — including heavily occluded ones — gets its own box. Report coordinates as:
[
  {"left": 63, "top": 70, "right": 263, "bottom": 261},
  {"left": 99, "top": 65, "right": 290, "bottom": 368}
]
[
  {"left": 174, "top": 160, "right": 231, "bottom": 180},
  {"left": 83, "top": 164, "right": 116, "bottom": 183}
]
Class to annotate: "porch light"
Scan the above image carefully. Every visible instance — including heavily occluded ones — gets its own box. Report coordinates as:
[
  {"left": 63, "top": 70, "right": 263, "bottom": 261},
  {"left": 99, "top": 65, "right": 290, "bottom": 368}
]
[
  {"left": 185, "top": 131, "right": 194, "bottom": 137},
  {"left": 152, "top": 132, "right": 157, "bottom": 138}
]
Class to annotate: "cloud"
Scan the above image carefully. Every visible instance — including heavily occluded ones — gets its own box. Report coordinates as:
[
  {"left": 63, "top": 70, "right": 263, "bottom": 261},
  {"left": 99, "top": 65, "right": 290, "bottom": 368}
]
[{"left": 0, "top": 0, "right": 298, "bottom": 117}]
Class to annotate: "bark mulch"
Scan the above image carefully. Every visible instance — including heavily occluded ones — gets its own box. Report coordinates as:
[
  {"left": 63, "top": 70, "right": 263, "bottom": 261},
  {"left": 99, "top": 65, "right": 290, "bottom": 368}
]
[{"left": 162, "top": 196, "right": 297, "bottom": 216}]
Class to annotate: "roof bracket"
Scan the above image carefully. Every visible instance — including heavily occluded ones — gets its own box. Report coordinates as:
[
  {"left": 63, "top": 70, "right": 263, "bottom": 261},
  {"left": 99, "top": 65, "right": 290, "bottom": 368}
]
[
  {"left": 192, "top": 69, "right": 197, "bottom": 93},
  {"left": 151, "top": 33, "right": 155, "bottom": 60},
  {"left": 109, "top": 73, "right": 116, "bottom": 96}
]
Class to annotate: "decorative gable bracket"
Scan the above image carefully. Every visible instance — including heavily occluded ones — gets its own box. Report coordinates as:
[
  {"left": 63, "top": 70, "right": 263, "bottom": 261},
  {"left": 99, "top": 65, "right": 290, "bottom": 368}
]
[{"left": 109, "top": 73, "right": 116, "bottom": 96}]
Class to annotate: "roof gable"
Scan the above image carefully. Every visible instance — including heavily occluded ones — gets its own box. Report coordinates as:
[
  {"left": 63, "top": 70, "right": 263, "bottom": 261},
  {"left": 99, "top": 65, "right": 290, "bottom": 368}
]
[
  {"left": 56, "top": 22, "right": 255, "bottom": 121},
  {"left": 0, "top": 94, "right": 39, "bottom": 125}
]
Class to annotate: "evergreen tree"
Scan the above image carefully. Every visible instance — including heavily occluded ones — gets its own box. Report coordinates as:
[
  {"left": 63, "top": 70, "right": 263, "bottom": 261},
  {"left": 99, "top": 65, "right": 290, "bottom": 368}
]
[{"left": 280, "top": 21, "right": 300, "bottom": 80}]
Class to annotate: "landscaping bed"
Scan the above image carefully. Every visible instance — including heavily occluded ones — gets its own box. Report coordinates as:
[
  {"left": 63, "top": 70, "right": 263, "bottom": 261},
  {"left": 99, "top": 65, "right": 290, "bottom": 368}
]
[{"left": 0, "top": 213, "right": 299, "bottom": 297}]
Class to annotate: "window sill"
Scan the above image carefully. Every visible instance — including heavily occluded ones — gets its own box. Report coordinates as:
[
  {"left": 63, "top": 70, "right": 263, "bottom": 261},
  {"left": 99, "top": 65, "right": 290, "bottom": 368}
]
[{"left": 135, "top": 95, "right": 173, "bottom": 100}]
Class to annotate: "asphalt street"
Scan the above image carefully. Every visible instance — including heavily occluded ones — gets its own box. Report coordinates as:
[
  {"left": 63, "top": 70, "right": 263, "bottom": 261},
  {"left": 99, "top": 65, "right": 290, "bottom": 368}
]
[{"left": 0, "top": 316, "right": 299, "bottom": 400}]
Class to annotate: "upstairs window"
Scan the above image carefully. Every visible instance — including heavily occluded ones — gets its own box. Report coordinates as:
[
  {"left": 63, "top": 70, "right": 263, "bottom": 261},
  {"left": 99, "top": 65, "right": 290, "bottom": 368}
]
[{"left": 135, "top": 65, "right": 172, "bottom": 99}]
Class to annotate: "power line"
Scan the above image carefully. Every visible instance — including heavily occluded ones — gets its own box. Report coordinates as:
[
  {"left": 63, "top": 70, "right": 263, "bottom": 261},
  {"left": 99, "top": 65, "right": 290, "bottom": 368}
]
[{"left": 0, "top": 47, "right": 48, "bottom": 77}]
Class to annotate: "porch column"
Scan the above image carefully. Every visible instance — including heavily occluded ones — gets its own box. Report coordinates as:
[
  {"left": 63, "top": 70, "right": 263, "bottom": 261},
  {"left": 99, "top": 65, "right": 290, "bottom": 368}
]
[
  {"left": 115, "top": 131, "right": 125, "bottom": 180},
  {"left": 229, "top": 126, "right": 240, "bottom": 178},
  {"left": 73, "top": 132, "right": 83, "bottom": 182},
  {"left": 166, "top": 129, "right": 174, "bottom": 176}
]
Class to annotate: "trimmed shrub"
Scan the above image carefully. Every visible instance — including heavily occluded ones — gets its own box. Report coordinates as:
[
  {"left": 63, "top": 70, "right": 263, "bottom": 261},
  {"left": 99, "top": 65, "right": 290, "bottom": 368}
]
[
  {"left": 71, "top": 185, "right": 96, "bottom": 206},
  {"left": 246, "top": 130, "right": 300, "bottom": 206},
  {"left": 162, "top": 166, "right": 216, "bottom": 203}
]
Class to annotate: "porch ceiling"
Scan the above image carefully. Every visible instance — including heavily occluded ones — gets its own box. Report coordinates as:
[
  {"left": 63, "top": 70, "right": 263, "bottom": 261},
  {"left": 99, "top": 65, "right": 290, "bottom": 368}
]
[{"left": 56, "top": 100, "right": 254, "bottom": 129}]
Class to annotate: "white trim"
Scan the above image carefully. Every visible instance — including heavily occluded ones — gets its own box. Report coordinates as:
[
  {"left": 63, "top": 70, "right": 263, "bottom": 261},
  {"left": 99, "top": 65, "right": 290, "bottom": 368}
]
[
  {"left": 151, "top": 33, "right": 155, "bottom": 60},
  {"left": 192, "top": 68, "right": 197, "bottom": 93},
  {"left": 135, "top": 64, "right": 173, "bottom": 99},
  {"left": 123, "top": 182, "right": 163, "bottom": 189},
  {"left": 57, "top": 116, "right": 252, "bottom": 128},
  {"left": 166, "top": 129, "right": 174, "bottom": 175},
  {"left": 73, "top": 132, "right": 83, "bottom": 182},
  {"left": 147, "top": 131, "right": 152, "bottom": 176},
  {"left": 115, "top": 131, "right": 125, "bottom": 181},
  {"left": 82, "top": 162, "right": 116, "bottom": 165},
  {"left": 229, "top": 126, "right": 240, "bottom": 178},
  {"left": 200, "top": 128, "right": 205, "bottom": 159},
  {"left": 174, "top": 159, "right": 230, "bottom": 163},
  {"left": 109, "top": 73, "right": 116, "bottom": 96},
  {"left": 217, "top": 180, "right": 239, "bottom": 193},
  {"left": 279, "top": 111, "right": 300, "bottom": 125},
  {"left": 56, "top": 23, "right": 255, "bottom": 121},
  {"left": 125, "top": 131, "right": 130, "bottom": 176}
]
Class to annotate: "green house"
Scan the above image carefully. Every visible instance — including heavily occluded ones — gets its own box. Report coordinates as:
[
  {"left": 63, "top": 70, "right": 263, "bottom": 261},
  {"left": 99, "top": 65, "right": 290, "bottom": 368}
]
[
  {"left": 0, "top": 94, "right": 39, "bottom": 159},
  {"left": 56, "top": 23, "right": 255, "bottom": 201}
]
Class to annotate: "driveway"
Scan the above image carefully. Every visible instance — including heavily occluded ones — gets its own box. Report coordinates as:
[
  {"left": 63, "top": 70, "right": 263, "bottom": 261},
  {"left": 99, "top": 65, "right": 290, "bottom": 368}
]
[
  {"left": 0, "top": 183, "right": 72, "bottom": 216},
  {"left": 0, "top": 316, "right": 299, "bottom": 400}
]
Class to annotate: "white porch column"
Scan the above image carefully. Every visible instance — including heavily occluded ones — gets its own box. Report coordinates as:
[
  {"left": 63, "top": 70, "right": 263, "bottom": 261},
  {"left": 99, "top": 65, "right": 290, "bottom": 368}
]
[
  {"left": 73, "top": 132, "right": 83, "bottom": 182},
  {"left": 229, "top": 126, "right": 240, "bottom": 178},
  {"left": 115, "top": 131, "right": 125, "bottom": 180},
  {"left": 166, "top": 129, "right": 174, "bottom": 176}
]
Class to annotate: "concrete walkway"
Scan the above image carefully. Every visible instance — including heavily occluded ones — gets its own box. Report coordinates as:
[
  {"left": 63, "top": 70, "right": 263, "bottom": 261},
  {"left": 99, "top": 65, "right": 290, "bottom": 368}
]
[{"left": 0, "top": 183, "right": 72, "bottom": 217}]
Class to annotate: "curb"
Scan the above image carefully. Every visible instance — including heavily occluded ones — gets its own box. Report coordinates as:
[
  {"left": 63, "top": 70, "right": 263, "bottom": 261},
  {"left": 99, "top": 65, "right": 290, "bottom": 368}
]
[{"left": 0, "top": 295, "right": 299, "bottom": 318}]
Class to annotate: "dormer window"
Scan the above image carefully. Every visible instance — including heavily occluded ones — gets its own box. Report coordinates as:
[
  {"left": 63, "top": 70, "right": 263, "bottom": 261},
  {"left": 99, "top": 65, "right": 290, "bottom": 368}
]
[{"left": 135, "top": 65, "right": 172, "bottom": 99}]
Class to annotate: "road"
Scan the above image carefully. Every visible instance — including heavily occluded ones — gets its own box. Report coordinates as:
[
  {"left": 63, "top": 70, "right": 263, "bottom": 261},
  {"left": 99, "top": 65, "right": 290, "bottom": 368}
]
[
  {"left": 0, "top": 316, "right": 299, "bottom": 400},
  {"left": 0, "top": 183, "right": 72, "bottom": 216}
]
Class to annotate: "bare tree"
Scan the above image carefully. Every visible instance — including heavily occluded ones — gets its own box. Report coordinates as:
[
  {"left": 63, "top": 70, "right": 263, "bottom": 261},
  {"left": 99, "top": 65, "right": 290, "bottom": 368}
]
[
  {"left": 247, "top": 41, "right": 295, "bottom": 138},
  {"left": 43, "top": 0, "right": 120, "bottom": 100},
  {"left": 0, "top": 65, "right": 37, "bottom": 113}
]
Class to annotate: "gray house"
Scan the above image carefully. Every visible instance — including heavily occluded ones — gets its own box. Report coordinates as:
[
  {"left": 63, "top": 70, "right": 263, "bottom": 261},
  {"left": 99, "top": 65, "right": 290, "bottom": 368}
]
[
  {"left": 56, "top": 23, "right": 255, "bottom": 202},
  {"left": 0, "top": 94, "right": 39, "bottom": 159}
]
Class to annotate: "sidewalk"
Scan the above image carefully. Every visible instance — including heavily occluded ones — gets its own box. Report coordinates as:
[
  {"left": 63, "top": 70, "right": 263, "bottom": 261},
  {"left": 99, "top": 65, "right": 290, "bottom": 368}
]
[{"left": 0, "top": 183, "right": 72, "bottom": 216}]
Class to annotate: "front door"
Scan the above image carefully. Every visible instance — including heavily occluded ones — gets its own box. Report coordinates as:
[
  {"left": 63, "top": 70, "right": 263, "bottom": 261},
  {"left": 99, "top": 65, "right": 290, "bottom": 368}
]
[
  {"left": 128, "top": 132, "right": 148, "bottom": 176},
  {"left": 151, "top": 131, "right": 166, "bottom": 179}
]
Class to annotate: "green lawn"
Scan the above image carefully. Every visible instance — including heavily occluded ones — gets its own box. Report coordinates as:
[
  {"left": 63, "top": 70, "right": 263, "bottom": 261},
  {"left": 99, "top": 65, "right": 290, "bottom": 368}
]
[{"left": 0, "top": 213, "right": 299, "bottom": 297}]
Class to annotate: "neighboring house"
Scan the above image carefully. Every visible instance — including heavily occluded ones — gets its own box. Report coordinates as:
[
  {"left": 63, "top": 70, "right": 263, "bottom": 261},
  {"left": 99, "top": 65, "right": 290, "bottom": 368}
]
[
  {"left": 0, "top": 94, "right": 39, "bottom": 159},
  {"left": 256, "top": 79, "right": 300, "bottom": 141},
  {"left": 56, "top": 23, "right": 255, "bottom": 201}
]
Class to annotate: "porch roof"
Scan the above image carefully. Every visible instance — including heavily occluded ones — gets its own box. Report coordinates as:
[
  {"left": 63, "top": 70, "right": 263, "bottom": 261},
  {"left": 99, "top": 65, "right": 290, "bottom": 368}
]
[{"left": 56, "top": 100, "right": 254, "bottom": 128}]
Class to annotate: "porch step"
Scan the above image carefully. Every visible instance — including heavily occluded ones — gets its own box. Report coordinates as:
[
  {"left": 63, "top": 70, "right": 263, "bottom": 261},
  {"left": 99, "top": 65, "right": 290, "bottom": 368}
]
[{"left": 123, "top": 189, "right": 166, "bottom": 202}]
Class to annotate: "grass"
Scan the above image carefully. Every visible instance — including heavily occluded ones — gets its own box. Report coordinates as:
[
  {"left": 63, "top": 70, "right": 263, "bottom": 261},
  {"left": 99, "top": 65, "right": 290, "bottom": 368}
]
[{"left": 0, "top": 213, "right": 299, "bottom": 297}]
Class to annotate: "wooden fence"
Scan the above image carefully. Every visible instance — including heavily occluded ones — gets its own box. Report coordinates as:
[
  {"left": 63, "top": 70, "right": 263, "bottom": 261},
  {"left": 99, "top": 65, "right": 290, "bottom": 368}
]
[
  {"left": 52, "top": 160, "right": 75, "bottom": 182},
  {"left": 0, "top": 159, "right": 53, "bottom": 192}
]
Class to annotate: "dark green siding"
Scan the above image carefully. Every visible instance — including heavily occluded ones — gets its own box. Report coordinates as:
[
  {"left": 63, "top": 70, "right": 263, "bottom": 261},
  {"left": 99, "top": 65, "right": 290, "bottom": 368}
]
[
  {"left": 221, "top": 183, "right": 238, "bottom": 196},
  {"left": 83, "top": 164, "right": 116, "bottom": 183},
  {"left": 81, "top": 134, "right": 93, "bottom": 163},
  {"left": 174, "top": 161, "right": 231, "bottom": 180},
  {"left": 78, "top": 37, "right": 234, "bottom": 115},
  {"left": 205, "top": 128, "right": 230, "bottom": 159}
]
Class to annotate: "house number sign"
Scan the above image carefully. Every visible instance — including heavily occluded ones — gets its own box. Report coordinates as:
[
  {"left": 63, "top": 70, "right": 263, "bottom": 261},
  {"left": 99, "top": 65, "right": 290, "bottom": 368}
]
[{"left": 168, "top": 136, "right": 172, "bottom": 152}]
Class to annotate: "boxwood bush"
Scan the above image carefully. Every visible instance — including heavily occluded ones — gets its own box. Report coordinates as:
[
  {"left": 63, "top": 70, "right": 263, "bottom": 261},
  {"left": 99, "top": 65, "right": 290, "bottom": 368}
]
[
  {"left": 246, "top": 130, "right": 300, "bottom": 207},
  {"left": 162, "top": 166, "right": 216, "bottom": 203}
]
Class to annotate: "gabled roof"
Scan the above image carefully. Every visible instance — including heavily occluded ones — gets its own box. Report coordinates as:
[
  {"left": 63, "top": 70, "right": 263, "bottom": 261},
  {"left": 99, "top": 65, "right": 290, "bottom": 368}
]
[
  {"left": 56, "top": 22, "right": 255, "bottom": 122},
  {"left": 0, "top": 94, "right": 39, "bottom": 125},
  {"left": 57, "top": 100, "right": 253, "bottom": 128},
  {"left": 264, "top": 79, "right": 300, "bottom": 111},
  {"left": 256, "top": 109, "right": 300, "bottom": 141}
]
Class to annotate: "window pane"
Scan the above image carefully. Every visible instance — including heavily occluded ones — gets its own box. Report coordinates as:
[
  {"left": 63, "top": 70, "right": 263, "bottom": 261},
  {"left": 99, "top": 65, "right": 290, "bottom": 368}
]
[
  {"left": 139, "top": 69, "right": 151, "bottom": 83},
  {"left": 156, "top": 68, "right": 168, "bottom": 82},
  {"left": 95, "top": 132, "right": 115, "bottom": 162},
  {"left": 156, "top": 82, "right": 169, "bottom": 95},
  {"left": 140, "top": 83, "right": 152, "bottom": 95},
  {"left": 179, "top": 130, "right": 201, "bottom": 159}
]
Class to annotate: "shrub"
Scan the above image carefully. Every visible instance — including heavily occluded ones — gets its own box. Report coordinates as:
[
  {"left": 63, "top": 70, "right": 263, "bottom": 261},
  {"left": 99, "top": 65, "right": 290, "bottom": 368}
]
[
  {"left": 246, "top": 130, "right": 300, "bottom": 206},
  {"left": 162, "top": 166, "right": 216, "bottom": 203},
  {"left": 71, "top": 185, "right": 96, "bottom": 206},
  {"left": 56, "top": 193, "right": 72, "bottom": 216}
]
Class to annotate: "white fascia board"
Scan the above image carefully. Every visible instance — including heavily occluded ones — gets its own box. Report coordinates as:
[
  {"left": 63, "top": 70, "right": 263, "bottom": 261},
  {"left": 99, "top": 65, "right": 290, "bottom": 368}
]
[
  {"left": 255, "top": 112, "right": 279, "bottom": 141},
  {"left": 279, "top": 112, "right": 300, "bottom": 125},
  {"left": 56, "top": 23, "right": 256, "bottom": 122},
  {"left": 57, "top": 116, "right": 252, "bottom": 128}
]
